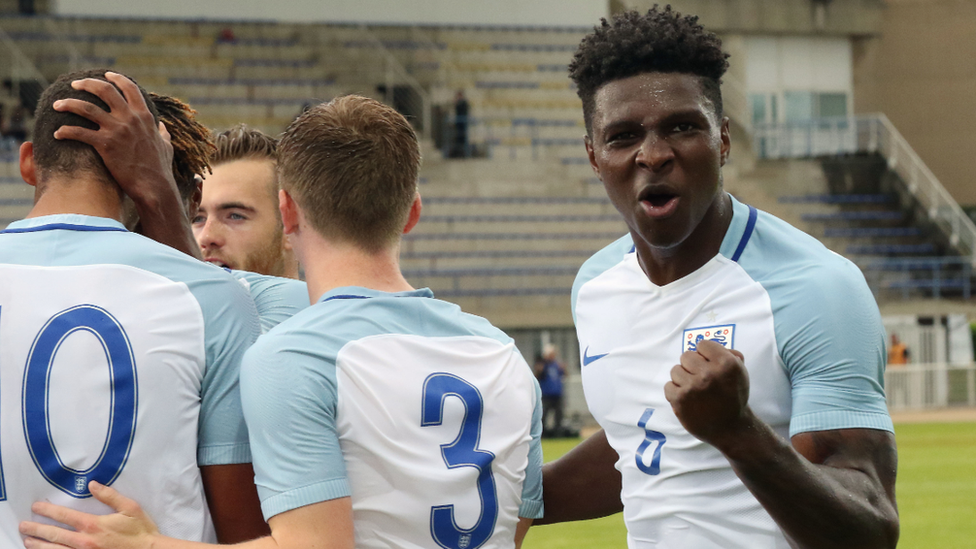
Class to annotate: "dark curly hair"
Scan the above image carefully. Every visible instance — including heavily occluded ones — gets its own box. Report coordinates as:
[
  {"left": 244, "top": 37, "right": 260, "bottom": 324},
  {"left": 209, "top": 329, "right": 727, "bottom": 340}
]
[
  {"left": 569, "top": 5, "right": 730, "bottom": 135},
  {"left": 148, "top": 92, "right": 214, "bottom": 203}
]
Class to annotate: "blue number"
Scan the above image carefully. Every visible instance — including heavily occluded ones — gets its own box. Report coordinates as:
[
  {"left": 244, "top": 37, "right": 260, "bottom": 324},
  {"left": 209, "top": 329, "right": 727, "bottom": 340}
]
[
  {"left": 635, "top": 408, "right": 666, "bottom": 475},
  {"left": 21, "top": 305, "right": 138, "bottom": 498},
  {"left": 421, "top": 373, "right": 498, "bottom": 549}
]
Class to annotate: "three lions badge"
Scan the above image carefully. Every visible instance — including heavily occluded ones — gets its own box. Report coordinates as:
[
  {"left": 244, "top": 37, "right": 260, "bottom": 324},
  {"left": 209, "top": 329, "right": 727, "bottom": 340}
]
[{"left": 682, "top": 324, "right": 735, "bottom": 353}]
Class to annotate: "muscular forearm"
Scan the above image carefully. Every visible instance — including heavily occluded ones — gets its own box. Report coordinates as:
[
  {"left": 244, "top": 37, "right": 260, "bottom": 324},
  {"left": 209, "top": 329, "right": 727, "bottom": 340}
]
[
  {"left": 536, "top": 430, "right": 623, "bottom": 525},
  {"left": 132, "top": 182, "right": 201, "bottom": 259},
  {"left": 716, "top": 412, "right": 899, "bottom": 549}
]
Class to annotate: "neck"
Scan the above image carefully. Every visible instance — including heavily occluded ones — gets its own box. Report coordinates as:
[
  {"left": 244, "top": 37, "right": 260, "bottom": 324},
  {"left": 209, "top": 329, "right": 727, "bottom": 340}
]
[
  {"left": 635, "top": 192, "right": 733, "bottom": 286},
  {"left": 27, "top": 174, "right": 124, "bottom": 221},
  {"left": 298, "top": 232, "right": 413, "bottom": 303}
]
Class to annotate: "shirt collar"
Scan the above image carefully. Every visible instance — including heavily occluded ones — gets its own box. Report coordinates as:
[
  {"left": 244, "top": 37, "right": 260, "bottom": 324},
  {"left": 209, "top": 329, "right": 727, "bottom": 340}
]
[
  {"left": 318, "top": 286, "right": 435, "bottom": 304},
  {"left": 3, "top": 214, "right": 127, "bottom": 233}
]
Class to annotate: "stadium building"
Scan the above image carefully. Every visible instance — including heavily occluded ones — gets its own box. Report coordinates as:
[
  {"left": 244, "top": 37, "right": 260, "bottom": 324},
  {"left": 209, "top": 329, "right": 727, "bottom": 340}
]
[{"left": 2, "top": 0, "right": 974, "bottom": 425}]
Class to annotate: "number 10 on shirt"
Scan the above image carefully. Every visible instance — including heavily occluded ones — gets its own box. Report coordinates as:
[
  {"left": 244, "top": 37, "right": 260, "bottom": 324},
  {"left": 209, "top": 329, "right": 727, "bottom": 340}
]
[{"left": 0, "top": 304, "right": 139, "bottom": 501}]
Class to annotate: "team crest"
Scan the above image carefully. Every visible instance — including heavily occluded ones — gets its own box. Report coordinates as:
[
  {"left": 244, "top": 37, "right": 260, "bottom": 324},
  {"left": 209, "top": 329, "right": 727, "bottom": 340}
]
[{"left": 683, "top": 324, "right": 735, "bottom": 353}]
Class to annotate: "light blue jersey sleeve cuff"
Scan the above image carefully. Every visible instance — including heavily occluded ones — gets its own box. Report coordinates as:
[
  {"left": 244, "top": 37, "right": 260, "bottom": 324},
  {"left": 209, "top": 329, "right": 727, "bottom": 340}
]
[
  {"left": 519, "top": 497, "right": 544, "bottom": 520},
  {"left": 198, "top": 442, "right": 252, "bottom": 466},
  {"left": 259, "top": 478, "right": 352, "bottom": 520},
  {"left": 789, "top": 409, "right": 895, "bottom": 438}
]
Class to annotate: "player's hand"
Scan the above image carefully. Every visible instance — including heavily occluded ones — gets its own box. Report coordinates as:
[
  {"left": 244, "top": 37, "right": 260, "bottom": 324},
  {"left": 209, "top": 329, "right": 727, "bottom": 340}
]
[
  {"left": 664, "top": 340, "right": 752, "bottom": 450},
  {"left": 20, "top": 481, "right": 160, "bottom": 549},
  {"left": 52, "top": 71, "right": 179, "bottom": 209}
]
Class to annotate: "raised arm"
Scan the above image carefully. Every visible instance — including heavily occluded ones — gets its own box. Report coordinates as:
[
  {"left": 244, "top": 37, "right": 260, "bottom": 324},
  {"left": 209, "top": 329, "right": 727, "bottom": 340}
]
[
  {"left": 666, "top": 340, "right": 898, "bottom": 549},
  {"left": 52, "top": 72, "right": 201, "bottom": 258}
]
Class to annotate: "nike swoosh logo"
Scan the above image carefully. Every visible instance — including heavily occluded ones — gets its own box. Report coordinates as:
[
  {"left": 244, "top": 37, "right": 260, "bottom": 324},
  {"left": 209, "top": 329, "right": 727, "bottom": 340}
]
[{"left": 583, "top": 346, "right": 609, "bottom": 366}]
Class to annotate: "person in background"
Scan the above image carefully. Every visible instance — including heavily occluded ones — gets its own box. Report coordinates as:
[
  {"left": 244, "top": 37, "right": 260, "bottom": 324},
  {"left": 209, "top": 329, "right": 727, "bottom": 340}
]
[
  {"left": 888, "top": 334, "right": 909, "bottom": 366},
  {"left": 452, "top": 90, "right": 470, "bottom": 158},
  {"left": 537, "top": 344, "right": 567, "bottom": 438}
]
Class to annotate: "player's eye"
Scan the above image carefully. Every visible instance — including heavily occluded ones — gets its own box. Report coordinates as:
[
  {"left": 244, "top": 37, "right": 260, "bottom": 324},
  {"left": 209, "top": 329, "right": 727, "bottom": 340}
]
[
  {"left": 190, "top": 215, "right": 205, "bottom": 225},
  {"left": 673, "top": 123, "right": 695, "bottom": 133},
  {"left": 228, "top": 212, "right": 247, "bottom": 221},
  {"left": 606, "top": 131, "right": 636, "bottom": 144}
]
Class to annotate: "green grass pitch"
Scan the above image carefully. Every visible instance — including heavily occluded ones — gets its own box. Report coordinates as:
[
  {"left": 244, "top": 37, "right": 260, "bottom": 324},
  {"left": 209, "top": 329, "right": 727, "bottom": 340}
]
[{"left": 523, "top": 421, "right": 976, "bottom": 548}]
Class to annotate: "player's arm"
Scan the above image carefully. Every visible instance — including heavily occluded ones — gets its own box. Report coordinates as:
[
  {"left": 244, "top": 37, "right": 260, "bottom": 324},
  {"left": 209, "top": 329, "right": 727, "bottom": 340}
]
[
  {"left": 666, "top": 340, "right": 898, "bottom": 549},
  {"left": 51, "top": 72, "right": 201, "bottom": 258},
  {"left": 534, "top": 429, "right": 623, "bottom": 525},
  {"left": 20, "top": 481, "right": 354, "bottom": 549},
  {"left": 514, "top": 517, "right": 533, "bottom": 548},
  {"left": 201, "top": 463, "right": 270, "bottom": 542}
]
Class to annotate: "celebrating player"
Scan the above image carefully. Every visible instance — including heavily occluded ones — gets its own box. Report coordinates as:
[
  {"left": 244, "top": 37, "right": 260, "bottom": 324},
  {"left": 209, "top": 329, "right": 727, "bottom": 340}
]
[
  {"left": 21, "top": 95, "right": 543, "bottom": 549},
  {"left": 1, "top": 70, "right": 265, "bottom": 545},
  {"left": 538, "top": 7, "right": 899, "bottom": 549}
]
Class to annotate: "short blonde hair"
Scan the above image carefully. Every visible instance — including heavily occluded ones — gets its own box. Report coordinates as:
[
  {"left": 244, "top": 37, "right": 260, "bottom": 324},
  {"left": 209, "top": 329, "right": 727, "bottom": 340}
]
[{"left": 278, "top": 95, "right": 421, "bottom": 252}]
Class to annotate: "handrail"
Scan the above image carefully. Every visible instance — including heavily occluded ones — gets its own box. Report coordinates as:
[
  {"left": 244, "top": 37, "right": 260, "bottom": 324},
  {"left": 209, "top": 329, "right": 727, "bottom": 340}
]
[
  {"left": 358, "top": 24, "right": 432, "bottom": 141},
  {"left": 0, "top": 25, "right": 49, "bottom": 88},
  {"left": 720, "top": 74, "right": 752, "bottom": 135},
  {"left": 753, "top": 114, "right": 976, "bottom": 263},
  {"left": 42, "top": 17, "right": 84, "bottom": 73}
]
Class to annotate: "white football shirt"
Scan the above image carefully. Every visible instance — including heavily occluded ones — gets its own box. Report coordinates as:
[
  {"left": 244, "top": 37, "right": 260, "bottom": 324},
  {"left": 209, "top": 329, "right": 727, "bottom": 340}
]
[
  {"left": 0, "top": 215, "right": 260, "bottom": 546},
  {"left": 242, "top": 286, "right": 544, "bottom": 549},
  {"left": 572, "top": 195, "right": 892, "bottom": 548}
]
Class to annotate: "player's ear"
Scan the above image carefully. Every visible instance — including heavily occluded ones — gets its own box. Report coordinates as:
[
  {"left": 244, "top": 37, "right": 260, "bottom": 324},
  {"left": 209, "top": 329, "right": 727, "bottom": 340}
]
[
  {"left": 188, "top": 174, "right": 203, "bottom": 216},
  {"left": 279, "top": 189, "right": 300, "bottom": 235},
  {"left": 19, "top": 141, "right": 37, "bottom": 187},
  {"left": 585, "top": 135, "right": 601, "bottom": 180},
  {"left": 402, "top": 192, "right": 422, "bottom": 235},
  {"left": 719, "top": 117, "right": 731, "bottom": 167}
]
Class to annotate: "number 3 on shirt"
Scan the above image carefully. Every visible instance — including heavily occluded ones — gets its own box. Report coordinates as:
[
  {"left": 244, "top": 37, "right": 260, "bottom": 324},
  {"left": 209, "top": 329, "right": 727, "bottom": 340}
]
[
  {"left": 0, "top": 305, "right": 138, "bottom": 501},
  {"left": 636, "top": 408, "right": 667, "bottom": 475},
  {"left": 421, "top": 373, "right": 498, "bottom": 549}
]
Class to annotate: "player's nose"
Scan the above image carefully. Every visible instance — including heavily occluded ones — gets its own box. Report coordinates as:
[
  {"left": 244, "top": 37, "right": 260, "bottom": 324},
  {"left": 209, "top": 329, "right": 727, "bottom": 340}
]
[
  {"left": 196, "top": 218, "right": 224, "bottom": 250},
  {"left": 636, "top": 132, "right": 674, "bottom": 172}
]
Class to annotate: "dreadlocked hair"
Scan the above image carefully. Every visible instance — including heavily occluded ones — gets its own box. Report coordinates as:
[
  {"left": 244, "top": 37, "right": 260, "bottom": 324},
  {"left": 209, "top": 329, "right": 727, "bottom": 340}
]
[
  {"left": 149, "top": 92, "right": 214, "bottom": 202},
  {"left": 569, "top": 5, "right": 730, "bottom": 135}
]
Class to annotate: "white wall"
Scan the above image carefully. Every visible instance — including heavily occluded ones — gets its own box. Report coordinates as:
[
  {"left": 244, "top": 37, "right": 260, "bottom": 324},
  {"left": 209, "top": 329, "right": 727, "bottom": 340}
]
[
  {"left": 52, "top": 0, "right": 607, "bottom": 28},
  {"left": 745, "top": 36, "right": 852, "bottom": 93}
]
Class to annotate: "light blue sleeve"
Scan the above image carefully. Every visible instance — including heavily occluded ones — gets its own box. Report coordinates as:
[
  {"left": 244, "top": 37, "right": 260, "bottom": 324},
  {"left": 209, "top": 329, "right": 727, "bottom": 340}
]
[
  {"left": 231, "top": 271, "right": 310, "bottom": 333},
  {"left": 733, "top": 206, "right": 894, "bottom": 438},
  {"left": 519, "top": 380, "right": 544, "bottom": 519},
  {"left": 195, "top": 274, "right": 262, "bottom": 466},
  {"left": 571, "top": 235, "right": 633, "bottom": 324},
  {"left": 240, "top": 331, "right": 351, "bottom": 520},
  {"left": 775, "top": 259, "right": 894, "bottom": 437}
]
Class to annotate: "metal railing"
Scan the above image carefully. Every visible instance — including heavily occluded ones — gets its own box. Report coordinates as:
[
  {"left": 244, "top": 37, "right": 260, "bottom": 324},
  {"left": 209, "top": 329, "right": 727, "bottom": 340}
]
[
  {"left": 357, "top": 24, "right": 432, "bottom": 141},
  {"left": 0, "top": 24, "right": 49, "bottom": 90},
  {"left": 859, "top": 256, "right": 974, "bottom": 300},
  {"left": 886, "top": 362, "right": 976, "bottom": 411},
  {"left": 753, "top": 114, "right": 976, "bottom": 262}
]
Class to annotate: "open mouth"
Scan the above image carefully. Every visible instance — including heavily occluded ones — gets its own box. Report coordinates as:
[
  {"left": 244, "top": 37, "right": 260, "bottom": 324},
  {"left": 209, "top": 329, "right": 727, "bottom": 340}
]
[
  {"left": 638, "top": 189, "right": 680, "bottom": 217},
  {"left": 643, "top": 192, "right": 677, "bottom": 208}
]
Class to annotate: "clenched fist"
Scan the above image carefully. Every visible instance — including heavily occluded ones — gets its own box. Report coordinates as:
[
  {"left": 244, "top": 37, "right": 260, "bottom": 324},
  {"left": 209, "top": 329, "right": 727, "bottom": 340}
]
[{"left": 664, "top": 339, "right": 753, "bottom": 450}]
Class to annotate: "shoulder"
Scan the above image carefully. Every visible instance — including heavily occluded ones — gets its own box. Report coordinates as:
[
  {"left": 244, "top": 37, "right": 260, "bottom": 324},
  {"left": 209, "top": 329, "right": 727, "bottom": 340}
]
[
  {"left": 231, "top": 271, "right": 309, "bottom": 332},
  {"left": 572, "top": 234, "right": 634, "bottom": 322},
  {"left": 735, "top": 207, "right": 871, "bottom": 299}
]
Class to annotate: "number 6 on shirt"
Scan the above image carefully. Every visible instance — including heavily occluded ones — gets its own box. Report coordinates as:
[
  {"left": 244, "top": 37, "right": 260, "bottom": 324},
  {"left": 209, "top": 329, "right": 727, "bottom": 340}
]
[
  {"left": 636, "top": 408, "right": 667, "bottom": 475},
  {"left": 421, "top": 373, "right": 499, "bottom": 549}
]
